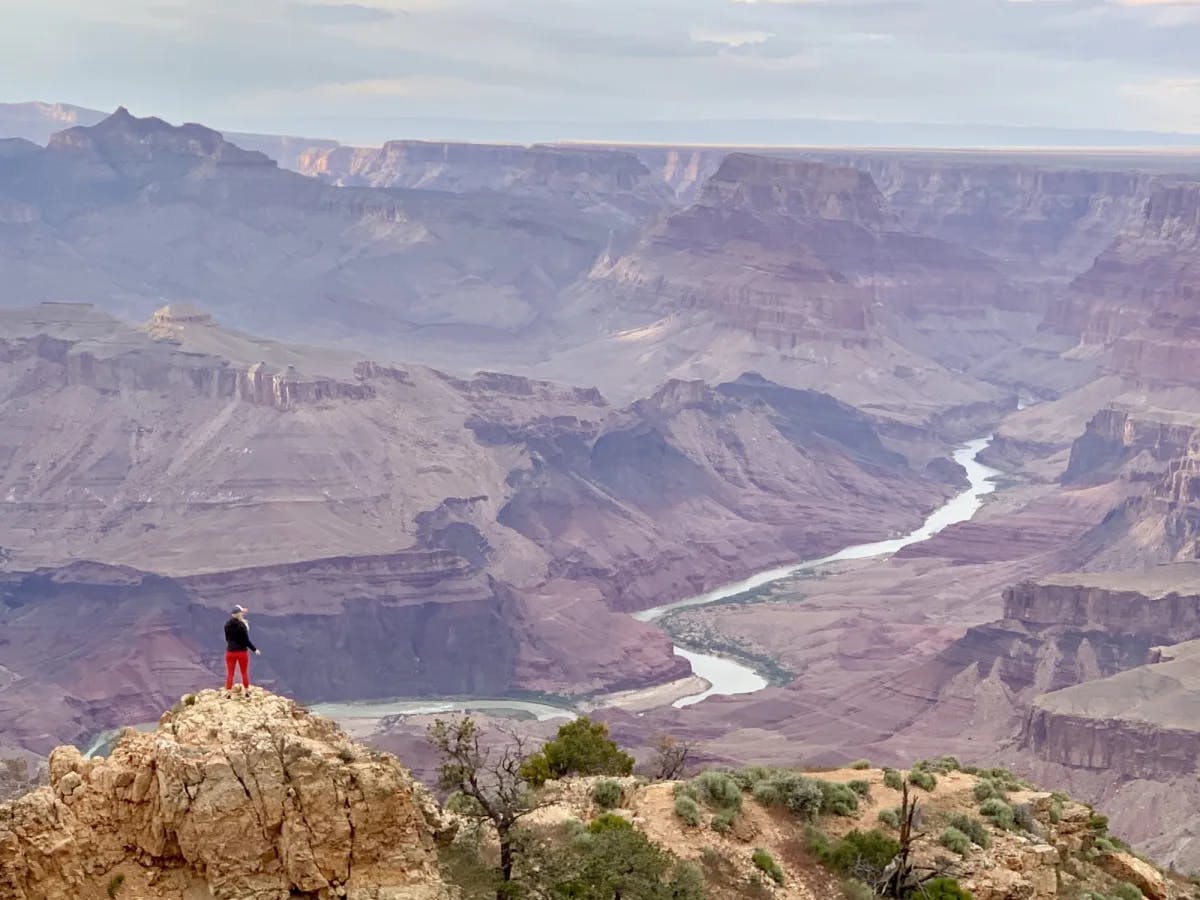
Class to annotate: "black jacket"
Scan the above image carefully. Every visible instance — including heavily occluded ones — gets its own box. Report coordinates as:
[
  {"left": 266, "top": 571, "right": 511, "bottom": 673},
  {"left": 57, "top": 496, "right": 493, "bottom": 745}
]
[{"left": 224, "top": 617, "right": 258, "bottom": 653}]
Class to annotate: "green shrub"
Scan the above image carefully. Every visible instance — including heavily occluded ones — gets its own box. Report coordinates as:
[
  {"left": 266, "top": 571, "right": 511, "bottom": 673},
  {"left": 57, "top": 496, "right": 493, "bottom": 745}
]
[
  {"left": 732, "top": 765, "right": 772, "bottom": 791},
  {"left": 914, "top": 756, "right": 961, "bottom": 775},
  {"left": 1111, "top": 883, "right": 1144, "bottom": 900},
  {"left": 1012, "top": 802, "right": 1039, "bottom": 834},
  {"left": 848, "top": 779, "right": 871, "bottom": 798},
  {"left": 1049, "top": 800, "right": 1063, "bottom": 824},
  {"left": 908, "top": 768, "right": 937, "bottom": 792},
  {"left": 711, "top": 808, "right": 737, "bottom": 834},
  {"left": 182, "top": 694, "right": 197, "bottom": 706},
  {"left": 337, "top": 748, "right": 355, "bottom": 763},
  {"left": 903, "top": 876, "right": 974, "bottom": 899},
  {"left": 818, "top": 780, "right": 861, "bottom": 817},
  {"left": 751, "top": 771, "right": 824, "bottom": 820},
  {"left": 842, "top": 879, "right": 876, "bottom": 900},
  {"left": 521, "top": 717, "right": 635, "bottom": 786},
  {"left": 883, "top": 768, "right": 904, "bottom": 790},
  {"left": 591, "top": 779, "right": 623, "bottom": 810},
  {"left": 849, "top": 759, "right": 872, "bottom": 770},
  {"left": 973, "top": 780, "right": 998, "bottom": 802},
  {"left": 752, "top": 848, "right": 785, "bottom": 885},
  {"left": 1089, "top": 814, "right": 1110, "bottom": 834},
  {"left": 588, "top": 812, "right": 634, "bottom": 833},
  {"left": 980, "top": 798, "right": 1015, "bottom": 831},
  {"left": 878, "top": 808, "right": 901, "bottom": 829},
  {"left": 947, "top": 814, "right": 990, "bottom": 849},
  {"left": 938, "top": 826, "right": 971, "bottom": 856},
  {"left": 674, "top": 794, "right": 701, "bottom": 827},
  {"left": 691, "top": 771, "right": 743, "bottom": 811},
  {"left": 106, "top": 874, "right": 125, "bottom": 898},
  {"left": 1094, "top": 836, "right": 1117, "bottom": 853},
  {"left": 816, "top": 829, "right": 901, "bottom": 883}
]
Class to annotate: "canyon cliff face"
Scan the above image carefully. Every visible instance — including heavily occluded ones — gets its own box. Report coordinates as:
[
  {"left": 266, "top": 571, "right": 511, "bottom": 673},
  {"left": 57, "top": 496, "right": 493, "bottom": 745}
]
[
  {"left": 0, "top": 689, "right": 453, "bottom": 900},
  {"left": 296, "top": 140, "right": 675, "bottom": 223},
  {"left": 1046, "top": 180, "right": 1200, "bottom": 387},
  {"left": 813, "top": 156, "right": 1159, "bottom": 281},
  {"left": 0, "top": 301, "right": 951, "bottom": 755},
  {"left": 0, "top": 109, "right": 614, "bottom": 346},
  {"left": 555, "top": 152, "right": 1023, "bottom": 421}
]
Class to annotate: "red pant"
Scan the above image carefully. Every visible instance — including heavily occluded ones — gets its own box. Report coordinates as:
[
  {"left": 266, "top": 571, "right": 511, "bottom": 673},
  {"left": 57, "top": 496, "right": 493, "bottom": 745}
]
[{"left": 225, "top": 650, "right": 250, "bottom": 689}]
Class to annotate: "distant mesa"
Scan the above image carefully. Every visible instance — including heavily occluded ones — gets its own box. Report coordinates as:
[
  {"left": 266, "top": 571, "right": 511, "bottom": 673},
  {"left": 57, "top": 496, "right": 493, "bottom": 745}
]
[{"left": 150, "top": 303, "right": 214, "bottom": 326}]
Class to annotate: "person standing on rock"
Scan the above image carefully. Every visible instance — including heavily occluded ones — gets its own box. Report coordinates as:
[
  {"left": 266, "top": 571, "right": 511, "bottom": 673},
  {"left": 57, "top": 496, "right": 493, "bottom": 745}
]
[{"left": 224, "top": 605, "right": 260, "bottom": 691}]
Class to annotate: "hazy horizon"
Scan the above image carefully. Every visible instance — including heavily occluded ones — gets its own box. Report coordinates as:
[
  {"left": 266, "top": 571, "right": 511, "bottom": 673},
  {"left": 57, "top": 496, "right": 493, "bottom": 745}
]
[{"left": 5, "top": 0, "right": 1200, "bottom": 147}]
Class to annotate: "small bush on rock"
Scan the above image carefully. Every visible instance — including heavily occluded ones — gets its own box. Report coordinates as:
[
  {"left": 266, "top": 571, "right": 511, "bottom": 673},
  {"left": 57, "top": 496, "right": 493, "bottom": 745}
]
[
  {"left": 732, "top": 765, "right": 772, "bottom": 791},
  {"left": 980, "top": 798, "right": 1015, "bottom": 831},
  {"left": 878, "top": 808, "right": 902, "bottom": 830},
  {"left": 1013, "top": 802, "right": 1040, "bottom": 834},
  {"left": 521, "top": 717, "right": 634, "bottom": 786},
  {"left": 849, "top": 759, "right": 872, "bottom": 770},
  {"left": 816, "top": 829, "right": 901, "bottom": 884},
  {"left": 751, "top": 771, "right": 824, "bottom": 820},
  {"left": 908, "top": 768, "right": 937, "bottom": 792},
  {"left": 106, "top": 874, "right": 125, "bottom": 898},
  {"left": 947, "top": 814, "right": 990, "bottom": 849},
  {"left": 1111, "top": 883, "right": 1144, "bottom": 900},
  {"left": 591, "top": 779, "right": 622, "bottom": 810},
  {"left": 711, "top": 808, "right": 737, "bottom": 834},
  {"left": 752, "top": 848, "right": 785, "bottom": 885},
  {"left": 938, "top": 827, "right": 971, "bottom": 856},
  {"left": 674, "top": 794, "right": 701, "bottom": 827},
  {"left": 848, "top": 779, "right": 871, "bottom": 798},
  {"left": 973, "top": 780, "right": 999, "bottom": 802},
  {"left": 818, "top": 780, "right": 861, "bottom": 817},
  {"left": 691, "top": 771, "right": 743, "bottom": 811},
  {"left": 903, "top": 876, "right": 974, "bottom": 899}
]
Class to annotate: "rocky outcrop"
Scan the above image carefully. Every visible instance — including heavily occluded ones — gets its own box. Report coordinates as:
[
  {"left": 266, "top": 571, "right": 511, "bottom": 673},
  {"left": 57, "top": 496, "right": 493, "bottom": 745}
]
[
  {"left": 0, "top": 689, "right": 452, "bottom": 899},
  {"left": 816, "top": 155, "right": 1158, "bottom": 280},
  {"left": 296, "top": 140, "right": 674, "bottom": 222},
  {"left": 0, "top": 311, "right": 373, "bottom": 410},
  {"left": 1046, "top": 180, "right": 1200, "bottom": 386}
]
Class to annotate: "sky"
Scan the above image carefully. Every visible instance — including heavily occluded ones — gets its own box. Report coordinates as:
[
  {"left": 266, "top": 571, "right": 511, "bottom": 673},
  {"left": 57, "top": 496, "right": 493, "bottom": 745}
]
[{"left": 3, "top": 0, "right": 1200, "bottom": 145}]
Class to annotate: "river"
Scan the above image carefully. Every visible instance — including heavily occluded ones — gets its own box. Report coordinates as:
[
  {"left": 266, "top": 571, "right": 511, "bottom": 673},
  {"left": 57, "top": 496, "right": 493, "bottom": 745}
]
[
  {"left": 79, "top": 437, "right": 999, "bottom": 756},
  {"left": 638, "top": 435, "right": 1001, "bottom": 707}
]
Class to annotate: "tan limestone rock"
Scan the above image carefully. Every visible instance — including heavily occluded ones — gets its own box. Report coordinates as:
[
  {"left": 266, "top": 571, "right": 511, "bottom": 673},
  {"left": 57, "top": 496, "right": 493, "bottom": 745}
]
[{"left": 0, "top": 689, "right": 452, "bottom": 900}]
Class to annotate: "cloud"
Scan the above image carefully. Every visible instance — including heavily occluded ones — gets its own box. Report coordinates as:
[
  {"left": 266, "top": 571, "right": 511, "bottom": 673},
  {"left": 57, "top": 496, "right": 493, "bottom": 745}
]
[
  {"left": 3, "top": 0, "right": 1199, "bottom": 142},
  {"left": 288, "top": 3, "right": 401, "bottom": 25}
]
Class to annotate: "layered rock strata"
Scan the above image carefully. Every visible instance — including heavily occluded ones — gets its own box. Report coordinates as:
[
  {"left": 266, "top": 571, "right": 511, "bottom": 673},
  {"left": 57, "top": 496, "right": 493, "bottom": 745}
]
[{"left": 0, "top": 689, "right": 453, "bottom": 900}]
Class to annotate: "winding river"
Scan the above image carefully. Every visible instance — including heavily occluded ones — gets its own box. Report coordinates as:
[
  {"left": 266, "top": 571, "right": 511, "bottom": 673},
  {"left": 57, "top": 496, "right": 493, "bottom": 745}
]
[
  {"left": 80, "top": 436, "right": 1000, "bottom": 756},
  {"left": 638, "top": 435, "right": 1001, "bottom": 707}
]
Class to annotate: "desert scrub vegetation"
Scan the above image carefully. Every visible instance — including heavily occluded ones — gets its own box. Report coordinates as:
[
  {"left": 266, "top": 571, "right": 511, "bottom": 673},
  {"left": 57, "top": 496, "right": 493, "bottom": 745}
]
[
  {"left": 946, "top": 814, "right": 990, "bottom": 849},
  {"left": 741, "top": 768, "right": 824, "bottom": 819},
  {"left": 848, "top": 779, "right": 871, "bottom": 798},
  {"left": 590, "top": 779, "right": 622, "bottom": 810},
  {"left": 979, "top": 797, "right": 1015, "bottom": 831},
  {"left": 883, "top": 767, "right": 904, "bottom": 790},
  {"left": 912, "top": 756, "right": 961, "bottom": 775},
  {"left": 808, "top": 826, "right": 902, "bottom": 885},
  {"left": 849, "top": 759, "right": 872, "bottom": 770},
  {"left": 674, "top": 793, "right": 701, "bottom": 827},
  {"left": 711, "top": 808, "right": 737, "bottom": 834},
  {"left": 878, "top": 807, "right": 902, "bottom": 829},
  {"left": 752, "top": 848, "right": 785, "bottom": 885},
  {"left": 106, "top": 874, "right": 125, "bottom": 898},
  {"left": 689, "top": 771, "right": 742, "bottom": 812},
  {"left": 908, "top": 767, "right": 937, "bottom": 792},
  {"left": 904, "top": 876, "right": 974, "bottom": 899},
  {"left": 938, "top": 826, "right": 971, "bottom": 856},
  {"left": 818, "top": 780, "right": 861, "bottom": 816}
]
